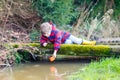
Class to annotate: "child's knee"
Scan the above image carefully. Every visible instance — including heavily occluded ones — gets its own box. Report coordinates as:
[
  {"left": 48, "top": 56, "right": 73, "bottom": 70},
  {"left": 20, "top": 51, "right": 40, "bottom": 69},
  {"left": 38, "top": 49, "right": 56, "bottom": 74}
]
[{"left": 64, "top": 39, "right": 72, "bottom": 44}]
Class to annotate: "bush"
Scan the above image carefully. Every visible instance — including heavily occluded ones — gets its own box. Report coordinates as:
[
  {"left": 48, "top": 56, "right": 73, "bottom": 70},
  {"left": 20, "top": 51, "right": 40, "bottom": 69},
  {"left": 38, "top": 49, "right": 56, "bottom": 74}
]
[{"left": 31, "top": 0, "right": 75, "bottom": 25}]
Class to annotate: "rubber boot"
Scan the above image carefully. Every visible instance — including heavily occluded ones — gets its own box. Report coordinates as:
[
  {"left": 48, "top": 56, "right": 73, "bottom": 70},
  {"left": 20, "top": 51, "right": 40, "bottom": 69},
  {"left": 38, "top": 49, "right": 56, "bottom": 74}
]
[{"left": 82, "top": 40, "right": 96, "bottom": 45}]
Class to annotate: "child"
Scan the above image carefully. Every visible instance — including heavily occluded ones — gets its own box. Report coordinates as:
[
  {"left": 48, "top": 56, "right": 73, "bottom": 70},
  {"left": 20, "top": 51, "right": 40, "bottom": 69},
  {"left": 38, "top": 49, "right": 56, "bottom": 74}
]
[{"left": 40, "top": 22, "right": 96, "bottom": 61}]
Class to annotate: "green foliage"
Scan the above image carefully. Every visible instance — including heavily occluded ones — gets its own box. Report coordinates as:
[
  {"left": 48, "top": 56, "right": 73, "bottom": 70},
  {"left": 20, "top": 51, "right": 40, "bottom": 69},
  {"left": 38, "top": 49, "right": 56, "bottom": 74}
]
[
  {"left": 90, "top": 0, "right": 105, "bottom": 18},
  {"left": 68, "top": 58, "right": 120, "bottom": 80},
  {"left": 19, "top": 50, "right": 31, "bottom": 60},
  {"left": 16, "top": 49, "right": 33, "bottom": 62},
  {"left": 29, "top": 29, "right": 40, "bottom": 41},
  {"left": 12, "top": 44, "right": 19, "bottom": 48},
  {"left": 14, "top": 52, "right": 22, "bottom": 64},
  {"left": 0, "top": 1, "right": 2, "bottom": 8},
  {"left": 31, "top": 0, "right": 120, "bottom": 26},
  {"left": 31, "top": 0, "right": 75, "bottom": 25},
  {"left": 114, "top": 0, "right": 120, "bottom": 19}
]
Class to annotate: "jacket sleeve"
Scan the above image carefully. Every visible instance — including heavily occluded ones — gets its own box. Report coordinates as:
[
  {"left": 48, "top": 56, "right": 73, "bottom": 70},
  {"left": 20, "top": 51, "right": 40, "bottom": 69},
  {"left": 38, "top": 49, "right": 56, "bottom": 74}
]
[
  {"left": 54, "top": 32, "right": 62, "bottom": 51},
  {"left": 40, "top": 36, "right": 48, "bottom": 46}
]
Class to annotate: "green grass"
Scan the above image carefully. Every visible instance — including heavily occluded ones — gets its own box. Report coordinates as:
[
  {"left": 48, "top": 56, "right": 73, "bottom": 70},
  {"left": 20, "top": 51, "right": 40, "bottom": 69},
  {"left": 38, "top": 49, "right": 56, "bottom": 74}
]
[{"left": 68, "top": 58, "right": 120, "bottom": 80}]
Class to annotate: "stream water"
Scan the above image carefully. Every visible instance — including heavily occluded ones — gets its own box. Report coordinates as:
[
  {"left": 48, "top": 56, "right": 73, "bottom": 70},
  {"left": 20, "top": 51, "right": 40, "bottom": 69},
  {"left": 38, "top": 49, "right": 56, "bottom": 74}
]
[{"left": 0, "top": 60, "right": 89, "bottom": 80}]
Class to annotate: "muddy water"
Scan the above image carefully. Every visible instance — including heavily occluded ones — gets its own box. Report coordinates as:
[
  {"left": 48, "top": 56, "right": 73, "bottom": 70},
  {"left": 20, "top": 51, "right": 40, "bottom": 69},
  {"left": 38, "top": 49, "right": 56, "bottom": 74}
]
[{"left": 0, "top": 61, "right": 88, "bottom": 80}]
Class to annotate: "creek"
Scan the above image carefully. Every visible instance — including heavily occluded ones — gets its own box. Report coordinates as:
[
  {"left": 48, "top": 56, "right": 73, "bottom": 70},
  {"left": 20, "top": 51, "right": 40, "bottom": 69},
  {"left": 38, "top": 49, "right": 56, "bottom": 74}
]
[{"left": 0, "top": 60, "right": 89, "bottom": 80}]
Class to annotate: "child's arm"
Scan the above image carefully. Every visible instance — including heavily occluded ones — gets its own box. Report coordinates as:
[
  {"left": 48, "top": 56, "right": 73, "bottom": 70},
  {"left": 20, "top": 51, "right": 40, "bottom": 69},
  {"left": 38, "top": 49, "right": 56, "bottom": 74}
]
[
  {"left": 53, "top": 32, "right": 62, "bottom": 58},
  {"left": 53, "top": 50, "right": 57, "bottom": 58},
  {"left": 40, "top": 36, "right": 48, "bottom": 46}
]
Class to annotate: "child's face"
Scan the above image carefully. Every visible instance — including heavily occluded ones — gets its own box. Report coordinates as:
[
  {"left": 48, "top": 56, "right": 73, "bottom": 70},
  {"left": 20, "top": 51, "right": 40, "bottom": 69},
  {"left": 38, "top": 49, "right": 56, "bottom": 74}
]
[{"left": 42, "top": 31, "right": 51, "bottom": 37}]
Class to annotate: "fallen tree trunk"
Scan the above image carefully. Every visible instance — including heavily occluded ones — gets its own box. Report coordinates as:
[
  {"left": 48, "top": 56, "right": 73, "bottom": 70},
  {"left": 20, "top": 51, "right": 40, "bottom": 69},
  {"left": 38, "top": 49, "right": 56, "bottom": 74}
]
[{"left": 7, "top": 43, "right": 120, "bottom": 62}]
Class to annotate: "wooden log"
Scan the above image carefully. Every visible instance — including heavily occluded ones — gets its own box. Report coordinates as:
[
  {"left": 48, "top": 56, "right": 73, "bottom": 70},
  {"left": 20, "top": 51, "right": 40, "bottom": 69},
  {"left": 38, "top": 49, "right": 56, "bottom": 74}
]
[
  {"left": 5, "top": 43, "right": 120, "bottom": 61},
  {"left": 58, "top": 44, "right": 111, "bottom": 56},
  {"left": 8, "top": 43, "right": 120, "bottom": 55}
]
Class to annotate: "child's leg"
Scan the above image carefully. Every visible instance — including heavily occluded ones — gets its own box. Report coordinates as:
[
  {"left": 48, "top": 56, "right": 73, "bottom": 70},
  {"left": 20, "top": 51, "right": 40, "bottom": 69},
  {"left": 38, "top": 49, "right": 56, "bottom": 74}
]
[
  {"left": 66, "top": 35, "right": 83, "bottom": 44},
  {"left": 65, "top": 35, "right": 96, "bottom": 45}
]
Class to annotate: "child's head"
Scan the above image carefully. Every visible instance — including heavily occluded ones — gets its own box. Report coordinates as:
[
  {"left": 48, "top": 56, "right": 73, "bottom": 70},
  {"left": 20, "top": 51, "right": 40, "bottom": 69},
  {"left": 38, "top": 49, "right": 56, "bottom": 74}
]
[{"left": 40, "top": 22, "right": 52, "bottom": 37}]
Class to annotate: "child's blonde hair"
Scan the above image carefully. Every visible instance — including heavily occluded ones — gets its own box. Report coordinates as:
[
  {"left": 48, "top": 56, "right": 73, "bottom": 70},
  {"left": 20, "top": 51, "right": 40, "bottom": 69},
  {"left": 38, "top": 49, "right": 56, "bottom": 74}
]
[{"left": 40, "top": 22, "right": 52, "bottom": 33}]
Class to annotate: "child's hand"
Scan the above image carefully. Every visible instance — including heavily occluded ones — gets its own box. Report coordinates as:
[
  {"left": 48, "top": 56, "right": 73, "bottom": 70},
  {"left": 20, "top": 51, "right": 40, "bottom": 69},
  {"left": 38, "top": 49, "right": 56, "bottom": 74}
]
[
  {"left": 43, "top": 43, "right": 47, "bottom": 47},
  {"left": 49, "top": 50, "right": 57, "bottom": 62}
]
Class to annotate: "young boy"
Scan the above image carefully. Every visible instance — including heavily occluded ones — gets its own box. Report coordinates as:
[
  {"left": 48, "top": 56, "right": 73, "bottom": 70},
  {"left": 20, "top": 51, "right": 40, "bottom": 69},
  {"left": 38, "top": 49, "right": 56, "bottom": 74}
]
[{"left": 40, "top": 22, "right": 96, "bottom": 61}]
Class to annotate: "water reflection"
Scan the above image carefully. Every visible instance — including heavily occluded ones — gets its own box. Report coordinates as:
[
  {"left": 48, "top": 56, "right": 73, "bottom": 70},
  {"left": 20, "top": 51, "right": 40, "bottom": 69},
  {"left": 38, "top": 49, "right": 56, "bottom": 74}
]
[
  {"left": 0, "top": 61, "right": 87, "bottom": 80},
  {"left": 50, "top": 66, "right": 67, "bottom": 80},
  {"left": 0, "top": 66, "right": 14, "bottom": 80}
]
